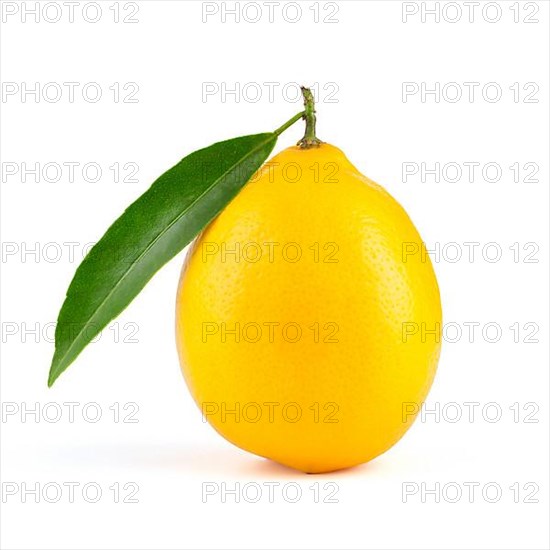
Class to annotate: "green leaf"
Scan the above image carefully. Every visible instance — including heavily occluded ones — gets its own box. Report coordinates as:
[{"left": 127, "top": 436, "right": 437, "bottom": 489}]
[{"left": 48, "top": 132, "right": 278, "bottom": 386}]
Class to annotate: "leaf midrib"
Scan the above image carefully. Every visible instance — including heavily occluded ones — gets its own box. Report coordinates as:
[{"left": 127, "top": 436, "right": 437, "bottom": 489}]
[{"left": 52, "top": 134, "right": 275, "bottom": 377}]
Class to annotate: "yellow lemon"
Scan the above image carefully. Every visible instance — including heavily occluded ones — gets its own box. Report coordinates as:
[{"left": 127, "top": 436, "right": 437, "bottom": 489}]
[{"left": 176, "top": 143, "right": 441, "bottom": 473}]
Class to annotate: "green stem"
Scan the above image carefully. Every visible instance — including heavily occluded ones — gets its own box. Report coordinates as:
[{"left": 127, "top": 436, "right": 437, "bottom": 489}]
[
  {"left": 297, "top": 87, "right": 321, "bottom": 149},
  {"left": 274, "top": 110, "right": 305, "bottom": 136}
]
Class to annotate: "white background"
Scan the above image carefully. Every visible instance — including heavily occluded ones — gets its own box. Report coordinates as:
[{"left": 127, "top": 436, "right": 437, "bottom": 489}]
[{"left": 1, "top": 1, "right": 549, "bottom": 549}]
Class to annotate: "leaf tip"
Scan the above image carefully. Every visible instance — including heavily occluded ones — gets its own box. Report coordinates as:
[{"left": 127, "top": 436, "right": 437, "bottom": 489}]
[{"left": 47, "top": 363, "right": 60, "bottom": 388}]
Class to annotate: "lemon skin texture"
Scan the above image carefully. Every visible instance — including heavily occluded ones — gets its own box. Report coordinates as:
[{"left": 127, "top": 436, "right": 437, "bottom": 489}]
[{"left": 176, "top": 143, "right": 441, "bottom": 474}]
